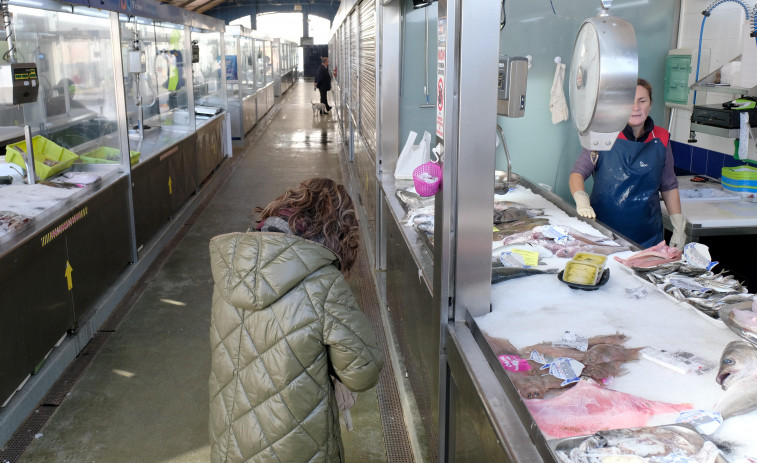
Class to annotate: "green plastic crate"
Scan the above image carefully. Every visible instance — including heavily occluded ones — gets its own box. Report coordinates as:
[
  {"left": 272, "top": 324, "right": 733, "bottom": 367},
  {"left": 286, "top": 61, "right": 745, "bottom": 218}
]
[
  {"left": 80, "top": 147, "right": 140, "bottom": 167},
  {"left": 5, "top": 136, "right": 79, "bottom": 180}
]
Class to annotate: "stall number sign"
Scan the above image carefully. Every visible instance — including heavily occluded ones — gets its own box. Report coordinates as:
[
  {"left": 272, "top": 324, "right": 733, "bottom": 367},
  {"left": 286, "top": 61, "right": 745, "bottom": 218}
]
[{"left": 436, "top": 19, "right": 446, "bottom": 140}]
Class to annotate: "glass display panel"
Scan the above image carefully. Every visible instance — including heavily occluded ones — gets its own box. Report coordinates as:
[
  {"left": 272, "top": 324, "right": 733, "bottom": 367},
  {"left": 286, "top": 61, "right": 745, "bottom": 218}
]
[
  {"left": 272, "top": 40, "right": 280, "bottom": 79},
  {"left": 264, "top": 41, "right": 273, "bottom": 84},
  {"left": 1, "top": 5, "right": 124, "bottom": 176},
  {"left": 224, "top": 35, "right": 238, "bottom": 99},
  {"left": 254, "top": 39, "right": 265, "bottom": 89},
  {"left": 119, "top": 15, "right": 192, "bottom": 159},
  {"left": 191, "top": 29, "right": 224, "bottom": 110},
  {"left": 240, "top": 36, "right": 255, "bottom": 97}
]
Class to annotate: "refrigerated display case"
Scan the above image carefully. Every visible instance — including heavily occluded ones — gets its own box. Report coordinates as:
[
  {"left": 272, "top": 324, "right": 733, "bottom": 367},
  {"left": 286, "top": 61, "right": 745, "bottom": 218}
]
[
  {"left": 256, "top": 37, "right": 275, "bottom": 121},
  {"left": 224, "top": 25, "right": 257, "bottom": 140},
  {"left": 330, "top": 0, "right": 757, "bottom": 461},
  {"left": 0, "top": 0, "right": 133, "bottom": 408},
  {"left": 0, "top": 0, "right": 227, "bottom": 412}
]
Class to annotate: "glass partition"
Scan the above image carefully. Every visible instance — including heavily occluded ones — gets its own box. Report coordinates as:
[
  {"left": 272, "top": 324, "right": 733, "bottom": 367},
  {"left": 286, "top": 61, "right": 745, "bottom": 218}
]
[
  {"left": 191, "top": 28, "right": 224, "bottom": 113},
  {"left": 1, "top": 5, "right": 124, "bottom": 177},
  {"left": 264, "top": 40, "right": 273, "bottom": 84},
  {"left": 119, "top": 15, "right": 192, "bottom": 159},
  {"left": 254, "top": 39, "right": 266, "bottom": 88},
  {"left": 240, "top": 36, "right": 255, "bottom": 96}
]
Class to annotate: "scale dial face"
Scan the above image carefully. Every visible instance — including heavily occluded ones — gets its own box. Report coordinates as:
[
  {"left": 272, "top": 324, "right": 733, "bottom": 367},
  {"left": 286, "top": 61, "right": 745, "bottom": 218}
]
[{"left": 570, "top": 21, "right": 601, "bottom": 134}]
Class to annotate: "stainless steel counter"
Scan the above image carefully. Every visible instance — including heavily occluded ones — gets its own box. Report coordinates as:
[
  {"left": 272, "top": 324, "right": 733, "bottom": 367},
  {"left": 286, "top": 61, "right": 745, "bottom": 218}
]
[{"left": 663, "top": 175, "right": 757, "bottom": 239}]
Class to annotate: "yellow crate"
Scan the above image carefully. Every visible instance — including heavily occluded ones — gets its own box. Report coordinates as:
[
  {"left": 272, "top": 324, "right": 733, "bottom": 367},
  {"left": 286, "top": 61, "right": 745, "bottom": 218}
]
[
  {"left": 5, "top": 136, "right": 78, "bottom": 180},
  {"left": 80, "top": 147, "right": 140, "bottom": 167}
]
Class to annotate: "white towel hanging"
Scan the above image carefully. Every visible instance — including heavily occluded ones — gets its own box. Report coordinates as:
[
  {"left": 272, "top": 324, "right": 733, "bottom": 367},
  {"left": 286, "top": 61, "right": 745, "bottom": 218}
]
[{"left": 550, "top": 62, "right": 569, "bottom": 124}]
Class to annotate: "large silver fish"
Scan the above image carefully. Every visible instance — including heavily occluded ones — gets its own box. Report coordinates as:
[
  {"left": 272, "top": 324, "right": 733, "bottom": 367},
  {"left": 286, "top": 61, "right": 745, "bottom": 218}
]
[
  {"left": 714, "top": 340, "right": 757, "bottom": 419},
  {"left": 396, "top": 189, "right": 435, "bottom": 209}
]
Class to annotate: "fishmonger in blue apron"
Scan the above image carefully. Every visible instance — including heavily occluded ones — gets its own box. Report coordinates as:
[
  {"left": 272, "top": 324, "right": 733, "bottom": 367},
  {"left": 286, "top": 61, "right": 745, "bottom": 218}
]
[{"left": 569, "top": 78, "right": 686, "bottom": 250}]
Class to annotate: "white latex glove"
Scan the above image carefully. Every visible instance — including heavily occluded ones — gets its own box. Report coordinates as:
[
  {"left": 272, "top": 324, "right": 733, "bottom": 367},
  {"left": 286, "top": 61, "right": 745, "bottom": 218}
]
[
  {"left": 572, "top": 190, "right": 596, "bottom": 219},
  {"left": 669, "top": 213, "right": 687, "bottom": 250}
]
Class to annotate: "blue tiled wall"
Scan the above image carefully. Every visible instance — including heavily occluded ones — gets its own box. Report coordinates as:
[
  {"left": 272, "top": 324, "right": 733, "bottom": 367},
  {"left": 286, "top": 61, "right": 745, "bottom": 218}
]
[{"left": 670, "top": 140, "right": 746, "bottom": 178}]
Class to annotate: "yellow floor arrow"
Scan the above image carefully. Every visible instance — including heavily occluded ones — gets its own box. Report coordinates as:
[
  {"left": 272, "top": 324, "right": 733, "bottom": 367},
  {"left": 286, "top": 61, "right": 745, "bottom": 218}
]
[{"left": 65, "top": 260, "right": 73, "bottom": 291}]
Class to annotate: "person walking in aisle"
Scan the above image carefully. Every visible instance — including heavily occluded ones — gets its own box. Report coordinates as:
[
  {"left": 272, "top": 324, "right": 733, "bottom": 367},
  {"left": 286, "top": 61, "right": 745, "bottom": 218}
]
[
  {"left": 315, "top": 56, "right": 333, "bottom": 113},
  {"left": 208, "top": 177, "right": 384, "bottom": 463}
]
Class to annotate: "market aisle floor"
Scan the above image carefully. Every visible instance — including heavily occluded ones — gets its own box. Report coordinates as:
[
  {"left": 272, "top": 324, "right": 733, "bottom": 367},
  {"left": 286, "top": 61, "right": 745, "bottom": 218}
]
[{"left": 17, "top": 81, "right": 390, "bottom": 462}]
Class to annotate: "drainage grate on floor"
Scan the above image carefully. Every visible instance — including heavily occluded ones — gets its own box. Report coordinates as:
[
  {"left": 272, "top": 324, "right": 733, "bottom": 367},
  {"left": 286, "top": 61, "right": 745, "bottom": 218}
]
[
  {"left": 0, "top": 403, "right": 55, "bottom": 462},
  {"left": 356, "top": 250, "right": 415, "bottom": 463}
]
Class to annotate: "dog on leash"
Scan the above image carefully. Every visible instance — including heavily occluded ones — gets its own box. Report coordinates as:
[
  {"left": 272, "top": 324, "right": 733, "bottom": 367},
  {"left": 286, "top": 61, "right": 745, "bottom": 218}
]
[{"left": 311, "top": 101, "right": 328, "bottom": 117}]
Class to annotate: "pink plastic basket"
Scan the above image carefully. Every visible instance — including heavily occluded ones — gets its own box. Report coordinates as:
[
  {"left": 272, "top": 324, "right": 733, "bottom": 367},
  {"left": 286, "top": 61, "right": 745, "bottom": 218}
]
[{"left": 413, "top": 162, "right": 442, "bottom": 197}]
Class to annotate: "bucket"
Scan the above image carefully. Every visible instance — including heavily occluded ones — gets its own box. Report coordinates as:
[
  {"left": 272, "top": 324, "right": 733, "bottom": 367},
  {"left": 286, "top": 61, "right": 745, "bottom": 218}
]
[{"left": 413, "top": 162, "right": 442, "bottom": 197}]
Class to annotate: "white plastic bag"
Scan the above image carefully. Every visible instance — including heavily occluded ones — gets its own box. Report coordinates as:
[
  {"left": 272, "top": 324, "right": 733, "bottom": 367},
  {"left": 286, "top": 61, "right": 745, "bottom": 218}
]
[{"left": 394, "top": 130, "right": 431, "bottom": 179}]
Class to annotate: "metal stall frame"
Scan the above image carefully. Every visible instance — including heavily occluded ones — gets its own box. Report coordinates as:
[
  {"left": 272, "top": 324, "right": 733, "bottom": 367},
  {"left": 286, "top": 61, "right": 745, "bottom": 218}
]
[
  {"left": 331, "top": 0, "right": 559, "bottom": 461},
  {"left": 0, "top": 0, "right": 227, "bottom": 447}
]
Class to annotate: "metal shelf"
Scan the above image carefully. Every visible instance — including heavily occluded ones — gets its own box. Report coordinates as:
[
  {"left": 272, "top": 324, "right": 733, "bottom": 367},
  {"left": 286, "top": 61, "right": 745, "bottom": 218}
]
[
  {"left": 690, "top": 123, "right": 740, "bottom": 138},
  {"left": 691, "top": 84, "right": 757, "bottom": 97}
]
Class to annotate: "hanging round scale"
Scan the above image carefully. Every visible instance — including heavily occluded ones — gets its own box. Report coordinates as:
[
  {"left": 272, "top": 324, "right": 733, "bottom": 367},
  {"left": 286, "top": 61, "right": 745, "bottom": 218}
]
[{"left": 569, "top": 1, "right": 638, "bottom": 151}]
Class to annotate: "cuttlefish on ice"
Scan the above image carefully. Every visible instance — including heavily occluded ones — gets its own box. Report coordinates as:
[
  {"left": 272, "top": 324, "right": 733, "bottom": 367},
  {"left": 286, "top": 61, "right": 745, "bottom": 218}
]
[{"left": 714, "top": 340, "right": 757, "bottom": 419}]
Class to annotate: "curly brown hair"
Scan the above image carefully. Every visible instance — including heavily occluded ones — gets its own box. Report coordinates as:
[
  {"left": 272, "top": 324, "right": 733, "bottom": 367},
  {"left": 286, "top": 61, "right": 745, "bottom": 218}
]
[{"left": 255, "top": 178, "right": 360, "bottom": 277}]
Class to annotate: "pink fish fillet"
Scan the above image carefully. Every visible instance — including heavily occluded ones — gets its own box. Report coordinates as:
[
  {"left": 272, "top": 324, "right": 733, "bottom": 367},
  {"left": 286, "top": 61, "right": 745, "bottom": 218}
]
[
  {"left": 614, "top": 241, "right": 682, "bottom": 268},
  {"left": 524, "top": 380, "right": 691, "bottom": 438}
]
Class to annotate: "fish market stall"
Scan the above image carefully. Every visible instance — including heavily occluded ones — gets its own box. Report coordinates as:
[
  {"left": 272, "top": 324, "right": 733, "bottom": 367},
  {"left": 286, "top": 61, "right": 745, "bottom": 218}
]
[
  {"left": 472, "top": 182, "right": 757, "bottom": 462},
  {"left": 0, "top": 0, "right": 228, "bottom": 414}
]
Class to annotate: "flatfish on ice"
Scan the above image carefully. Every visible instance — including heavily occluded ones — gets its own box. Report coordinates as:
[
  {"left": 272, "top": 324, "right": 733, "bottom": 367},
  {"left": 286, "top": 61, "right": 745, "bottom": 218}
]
[{"left": 524, "top": 379, "right": 692, "bottom": 438}]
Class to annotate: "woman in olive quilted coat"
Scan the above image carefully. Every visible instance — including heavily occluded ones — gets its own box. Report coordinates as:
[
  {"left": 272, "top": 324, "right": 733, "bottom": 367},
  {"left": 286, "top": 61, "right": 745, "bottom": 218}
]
[{"left": 208, "top": 178, "right": 384, "bottom": 463}]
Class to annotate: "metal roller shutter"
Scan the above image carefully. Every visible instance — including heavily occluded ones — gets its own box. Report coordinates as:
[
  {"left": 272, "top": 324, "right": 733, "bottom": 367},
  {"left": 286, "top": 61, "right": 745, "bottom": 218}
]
[
  {"left": 350, "top": 10, "right": 359, "bottom": 123},
  {"left": 359, "top": 0, "right": 377, "bottom": 156}
]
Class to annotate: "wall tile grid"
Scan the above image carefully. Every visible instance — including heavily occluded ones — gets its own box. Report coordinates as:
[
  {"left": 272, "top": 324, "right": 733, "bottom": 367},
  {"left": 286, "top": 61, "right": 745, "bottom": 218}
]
[
  {"left": 671, "top": 140, "right": 746, "bottom": 178},
  {"left": 670, "top": 0, "right": 752, "bottom": 176}
]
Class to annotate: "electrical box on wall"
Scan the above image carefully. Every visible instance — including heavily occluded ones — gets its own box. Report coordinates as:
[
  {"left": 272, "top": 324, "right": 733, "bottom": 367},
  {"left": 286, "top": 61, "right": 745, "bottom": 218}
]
[
  {"left": 664, "top": 50, "right": 692, "bottom": 106},
  {"left": 0, "top": 63, "right": 39, "bottom": 105},
  {"left": 497, "top": 56, "right": 528, "bottom": 118}
]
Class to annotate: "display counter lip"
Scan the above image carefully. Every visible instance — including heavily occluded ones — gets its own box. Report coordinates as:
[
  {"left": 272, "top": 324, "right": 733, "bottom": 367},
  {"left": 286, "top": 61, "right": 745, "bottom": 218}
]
[
  {"left": 380, "top": 173, "right": 434, "bottom": 293},
  {"left": 0, "top": 167, "right": 126, "bottom": 258},
  {"left": 466, "top": 312, "right": 556, "bottom": 462},
  {"left": 195, "top": 110, "right": 226, "bottom": 129}
]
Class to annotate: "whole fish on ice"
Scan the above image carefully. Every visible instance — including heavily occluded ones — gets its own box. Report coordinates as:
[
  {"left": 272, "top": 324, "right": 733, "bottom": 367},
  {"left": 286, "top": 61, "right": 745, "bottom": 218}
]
[
  {"left": 713, "top": 340, "right": 757, "bottom": 419},
  {"left": 615, "top": 241, "right": 682, "bottom": 268},
  {"left": 524, "top": 379, "right": 691, "bottom": 438}
]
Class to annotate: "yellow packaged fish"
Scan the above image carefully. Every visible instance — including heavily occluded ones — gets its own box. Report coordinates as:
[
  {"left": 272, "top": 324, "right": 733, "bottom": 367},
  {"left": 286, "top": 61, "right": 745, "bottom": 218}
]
[
  {"left": 572, "top": 252, "right": 607, "bottom": 271},
  {"left": 563, "top": 261, "right": 600, "bottom": 286}
]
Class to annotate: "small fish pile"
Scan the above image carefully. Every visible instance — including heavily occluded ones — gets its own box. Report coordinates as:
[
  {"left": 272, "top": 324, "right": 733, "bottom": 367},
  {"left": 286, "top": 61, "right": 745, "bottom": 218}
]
[
  {"left": 632, "top": 262, "right": 753, "bottom": 318},
  {"left": 615, "top": 241, "right": 682, "bottom": 268},
  {"left": 485, "top": 333, "right": 642, "bottom": 399},
  {"left": 403, "top": 207, "right": 434, "bottom": 235},
  {"left": 0, "top": 211, "right": 32, "bottom": 236},
  {"left": 499, "top": 225, "right": 629, "bottom": 258},
  {"left": 555, "top": 427, "right": 720, "bottom": 463},
  {"left": 713, "top": 340, "right": 757, "bottom": 419}
]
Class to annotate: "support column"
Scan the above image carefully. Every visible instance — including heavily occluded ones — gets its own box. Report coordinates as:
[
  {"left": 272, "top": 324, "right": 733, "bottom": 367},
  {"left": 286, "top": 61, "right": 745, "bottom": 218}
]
[{"left": 302, "top": 11, "right": 309, "bottom": 39}]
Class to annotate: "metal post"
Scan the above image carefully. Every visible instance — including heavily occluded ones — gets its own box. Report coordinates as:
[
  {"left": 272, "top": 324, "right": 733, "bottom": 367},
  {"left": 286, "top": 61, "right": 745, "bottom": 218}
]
[
  {"left": 435, "top": 0, "right": 501, "bottom": 459},
  {"left": 23, "top": 125, "right": 36, "bottom": 185},
  {"left": 111, "top": 12, "right": 139, "bottom": 264}
]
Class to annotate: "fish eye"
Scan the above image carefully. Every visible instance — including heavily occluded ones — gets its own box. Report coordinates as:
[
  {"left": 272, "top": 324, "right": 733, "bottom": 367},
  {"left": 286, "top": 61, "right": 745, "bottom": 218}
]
[{"left": 723, "top": 358, "right": 735, "bottom": 365}]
